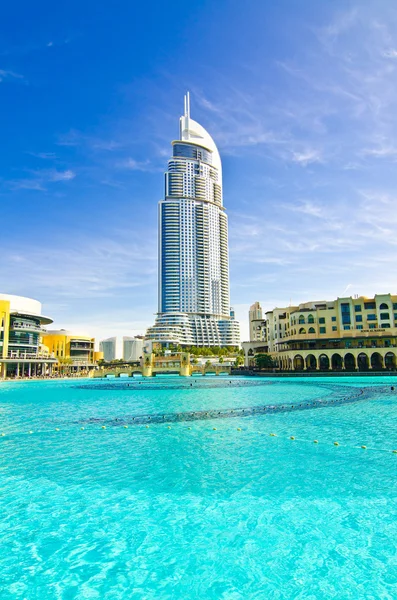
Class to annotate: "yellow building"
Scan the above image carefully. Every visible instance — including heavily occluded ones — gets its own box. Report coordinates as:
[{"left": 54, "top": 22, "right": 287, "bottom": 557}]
[
  {"left": 42, "top": 329, "right": 103, "bottom": 374},
  {"left": 0, "top": 293, "right": 57, "bottom": 378},
  {"left": 243, "top": 294, "right": 397, "bottom": 371}
]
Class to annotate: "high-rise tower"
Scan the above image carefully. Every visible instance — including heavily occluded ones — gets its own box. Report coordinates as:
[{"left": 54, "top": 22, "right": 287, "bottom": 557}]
[{"left": 146, "top": 93, "right": 240, "bottom": 347}]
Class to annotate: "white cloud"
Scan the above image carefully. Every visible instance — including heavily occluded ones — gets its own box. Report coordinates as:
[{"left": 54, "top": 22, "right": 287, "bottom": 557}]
[
  {"left": 291, "top": 149, "right": 322, "bottom": 166},
  {"left": 48, "top": 169, "right": 75, "bottom": 181},
  {"left": 6, "top": 169, "right": 76, "bottom": 191},
  {"left": 383, "top": 49, "right": 397, "bottom": 58},
  {"left": 0, "top": 69, "right": 23, "bottom": 82},
  {"left": 118, "top": 157, "right": 152, "bottom": 171}
]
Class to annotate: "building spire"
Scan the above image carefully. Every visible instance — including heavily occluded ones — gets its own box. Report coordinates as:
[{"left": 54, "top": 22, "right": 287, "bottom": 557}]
[{"left": 184, "top": 91, "right": 190, "bottom": 118}]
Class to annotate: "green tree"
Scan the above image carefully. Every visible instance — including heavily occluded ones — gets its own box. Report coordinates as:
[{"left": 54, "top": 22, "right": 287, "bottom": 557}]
[
  {"left": 234, "top": 355, "right": 243, "bottom": 367},
  {"left": 255, "top": 353, "right": 275, "bottom": 369},
  {"left": 219, "top": 356, "right": 224, "bottom": 364}
]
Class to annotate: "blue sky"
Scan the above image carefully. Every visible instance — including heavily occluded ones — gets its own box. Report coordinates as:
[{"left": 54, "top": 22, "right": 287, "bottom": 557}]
[{"left": 1, "top": 0, "right": 397, "bottom": 342}]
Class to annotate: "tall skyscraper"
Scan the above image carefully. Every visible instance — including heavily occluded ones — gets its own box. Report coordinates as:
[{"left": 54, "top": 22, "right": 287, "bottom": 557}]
[{"left": 146, "top": 93, "right": 240, "bottom": 347}]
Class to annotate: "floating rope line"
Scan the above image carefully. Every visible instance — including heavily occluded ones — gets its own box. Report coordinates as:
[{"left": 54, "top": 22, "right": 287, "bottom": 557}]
[
  {"left": 75, "top": 385, "right": 369, "bottom": 428},
  {"left": 1, "top": 423, "right": 396, "bottom": 455}
]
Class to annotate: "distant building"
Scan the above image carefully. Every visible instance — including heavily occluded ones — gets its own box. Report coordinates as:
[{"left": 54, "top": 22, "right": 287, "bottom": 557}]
[
  {"left": 43, "top": 329, "right": 101, "bottom": 372},
  {"left": 249, "top": 302, "right": 267, "bottom": 342},
  {"left": 123, "top": 336, "right": 144, "bottom": 361},
  {"left": 243, "top": 294, "right": 397, "bottom": 371},
  {"left": 0, "top": 293, "right": 57, "bottom": 378},
  {"left": 99, "top": 337, "right": 117, "bottom": 362}
]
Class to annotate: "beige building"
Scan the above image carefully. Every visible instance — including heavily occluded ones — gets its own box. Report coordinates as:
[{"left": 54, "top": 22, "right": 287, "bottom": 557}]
[
  {"left": 243, "top": 294, "right": 397, "bottom": 371},
  {"left": 249, "top": 302, "right": 266, "bottom": 342}
]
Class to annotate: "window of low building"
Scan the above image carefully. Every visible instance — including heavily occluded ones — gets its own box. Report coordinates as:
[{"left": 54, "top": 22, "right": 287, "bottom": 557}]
[
  {"left": 364, "top": 302, "right": 376, "bottom": 310},
  {"left": 367, "top": 314, "right": 376, "bottom": 321},
  {"left": 356, "top": 315, "right": 362, "bottom": 322},
  {"left": 332, "top": 316, "right": 336, "bottom": 322},
  {"left": 332, "top": 326, "right": 337, "bottom": 331},
  {"left": 357, "top": 325, "right": 363, "bottom": 330},
  {"left": 320, "top": 327, "right": 326, "bottom": 334},
  {"left": 369, "top": 324, "right": 376, "bottom": 329},
  {"left": 354, "top": 305, "right": 362, "bottom": 312},
  {"left": 319, "top": 317, "right": 325, "bottom": 324},
  {"left": 380, "top": 313, "right": 390, "bottom": 320}
]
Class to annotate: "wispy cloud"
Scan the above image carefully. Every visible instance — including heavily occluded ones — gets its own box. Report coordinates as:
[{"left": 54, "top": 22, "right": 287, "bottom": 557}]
[
  {"left": 382, "top": 49, "right": 397, "bottom": 58},
  {"left": 6, "top": 169, "right": 76, "bottom": 191},
  {"left": 27, "top": 151, "right": 58, "bottom": 160},
  {"left": 0, "top": 69, "right": 24, "bottom": 83},
  {"left": 118, "top": 157, "right": 152, "bottom": 171},
  {"left": 57, "top": 130, "right": 123, "bottom": 151},
  {"left": 291, "top": 149, "right": 322, "bottom": 166}
]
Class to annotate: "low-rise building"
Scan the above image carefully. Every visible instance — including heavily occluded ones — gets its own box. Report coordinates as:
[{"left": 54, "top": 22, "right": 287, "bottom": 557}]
[
  {"left": 0, "top": 293, "right": 57, "bottom": 378},
  {"left": 99, "top": 337, "right": 118, "bottom": 362},
  {"left": 122, "top": 336, "right": 144, "bottom": 361},
  {"left": 43, "top": 329, "right": 102, "bottom": 373},
  {"left": 243, "top": 294, "right": 397, "bottom": 371}
]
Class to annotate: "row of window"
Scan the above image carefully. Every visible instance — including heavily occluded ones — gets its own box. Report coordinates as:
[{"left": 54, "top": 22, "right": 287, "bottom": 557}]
[
  {"left": 292, "top": 313, "right": 397, "bottom": 326},
  {"left": 291, "top": 303, "right": 397, "bottom": 324}
]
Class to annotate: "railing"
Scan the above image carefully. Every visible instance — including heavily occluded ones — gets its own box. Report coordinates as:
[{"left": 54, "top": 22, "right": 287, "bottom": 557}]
[
  {"left": 5, "top": 350, "right": 56, "bottom": 359},
  {"left": 10, "top": 323, "right": 46, "bottom": 333},
  {"left": 70, "top": 345, "right": 92, "bottom": 351}
]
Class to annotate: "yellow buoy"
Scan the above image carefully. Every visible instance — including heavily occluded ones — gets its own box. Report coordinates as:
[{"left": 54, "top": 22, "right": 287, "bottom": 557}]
[
  {"left": 55, "top": 428, "right": 60, "bottom": 432},
  {"left": 334, "top": 442, "right": 339, "bottom": 446},
  {"left": 124, "top": 425, "right": 128, "bottom": 429},
  {"left": 102, "top": 426, "right": 106, "bottom": 430},
  {"left": 393, "top": 450, "right": 397, "bottom": 454},
  {"left": 188, "top": 427, "right": 192, "bottom": 430},
  {"left": 167, "top": 426, "right": 171, "bottom": 429},
  {"left": 237, "top": 428, "right": 241, "bottom": 431},
  {"left": 80, "top": 427, "right": 85, "bottom": 431},
  {"left": 213, "top": 428, "right": 217, "bottom": 431},
  {"left": 146, "top": 425, "right": 149, "bottom": 428},
  {"left": 270, "top": 433, "right": 277, "bottom": 437},
  {"left": 290, "top": 436, "right": 295, "bottom": 440},
  {"left": 313, "top": 440, "right": 318, "bottom": 444},
  {"left": 0, "top": 433, "right": 4, "bottom": 437},
  {"left": 361, "top": 445, "right": 367, "bottom": 450},
  {"left": 29, "top": 431, "right": 33, "bottom": 435}
]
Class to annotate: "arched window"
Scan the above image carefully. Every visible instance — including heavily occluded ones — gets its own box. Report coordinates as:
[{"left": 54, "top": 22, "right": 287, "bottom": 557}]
[
  {"left": 380, "top": 313, "right": 390, "bottom": 320},
  {"left": 299, "top": 327, "right": 306, "bottom": 334},
  {"left": 308, "top": 314, "right": 314, "bottom": 323},
  {"left": 298, "top": 315, "right": 305, "bottom": 324},
  {"left": 308, "top": 327, "right": 315, "bottom": 334},
  {"left": 379, "top": 303, "right": 389, "bottom": 310}
]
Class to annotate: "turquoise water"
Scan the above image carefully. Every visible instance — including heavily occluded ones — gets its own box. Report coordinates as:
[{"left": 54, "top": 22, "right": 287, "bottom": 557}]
[{"left": 1, "top": 376, "right": 397, "bottom": 599}]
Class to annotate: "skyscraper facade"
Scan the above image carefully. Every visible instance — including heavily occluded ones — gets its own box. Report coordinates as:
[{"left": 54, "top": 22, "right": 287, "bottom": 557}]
[{"left": 146, "top": 93, "right": 240, "bottom": 347}]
